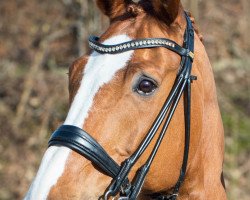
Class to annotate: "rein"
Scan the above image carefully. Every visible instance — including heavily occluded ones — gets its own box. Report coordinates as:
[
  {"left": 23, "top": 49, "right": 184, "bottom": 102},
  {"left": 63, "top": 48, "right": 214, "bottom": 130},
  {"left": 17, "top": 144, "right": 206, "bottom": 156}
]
[{"left": 48, "top": 13, "right": 195, "bottom": 200}]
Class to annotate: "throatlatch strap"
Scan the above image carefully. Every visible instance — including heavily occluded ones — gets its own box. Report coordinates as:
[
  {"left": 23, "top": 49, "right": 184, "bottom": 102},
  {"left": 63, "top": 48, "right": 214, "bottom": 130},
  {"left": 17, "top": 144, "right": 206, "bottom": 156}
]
[{"left": 48, "top": 125, "right": 120, "bottom": 178}]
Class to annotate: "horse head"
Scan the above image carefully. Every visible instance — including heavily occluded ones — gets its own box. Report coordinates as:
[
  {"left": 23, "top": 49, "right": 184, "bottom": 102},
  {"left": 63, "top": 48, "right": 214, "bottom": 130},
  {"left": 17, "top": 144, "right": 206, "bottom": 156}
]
[{"left": 25, "top": 0, "right": 226, "bottom": 199}]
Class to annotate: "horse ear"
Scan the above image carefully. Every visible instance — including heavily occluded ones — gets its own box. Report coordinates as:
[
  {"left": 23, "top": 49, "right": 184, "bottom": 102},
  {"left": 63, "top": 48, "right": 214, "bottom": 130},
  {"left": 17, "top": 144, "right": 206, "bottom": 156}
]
[
  {"left": 151, "top": 0, "right": 181, "bottom": 25},
  {"left": 96, "top": 0, "right": 131, "bottom": 19}
]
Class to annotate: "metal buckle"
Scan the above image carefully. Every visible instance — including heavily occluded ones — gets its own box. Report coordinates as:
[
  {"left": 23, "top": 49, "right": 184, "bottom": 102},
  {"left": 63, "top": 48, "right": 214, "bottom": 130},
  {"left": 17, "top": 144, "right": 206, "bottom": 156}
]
[
  {"left": 187, "top": 51, "right": 194, "bottom": 60},
  {"left": 118, "top": 197, "right": 129, "bottom": 200},
  {"left": 104, "top": 190, "right": 112, "bottom": 200},
  {"left": 120, "top": 182, "right": 132, "bottom": 197},
  {"left": 166, "top": 193, "right": 178, "bottom": 200}
]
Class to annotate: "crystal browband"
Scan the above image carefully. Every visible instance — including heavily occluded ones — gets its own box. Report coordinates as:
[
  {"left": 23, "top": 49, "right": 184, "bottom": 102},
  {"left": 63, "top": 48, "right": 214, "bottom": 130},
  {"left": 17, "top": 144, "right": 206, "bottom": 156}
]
[{"left": 88, "top": 35, "right": 194, "bottom": 59}]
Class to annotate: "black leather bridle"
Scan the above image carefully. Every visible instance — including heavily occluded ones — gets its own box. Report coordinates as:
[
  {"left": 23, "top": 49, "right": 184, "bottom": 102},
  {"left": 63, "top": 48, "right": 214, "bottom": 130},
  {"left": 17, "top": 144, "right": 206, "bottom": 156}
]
[{"left": 48, "top": 13, "right": 196, "bottom": 200}]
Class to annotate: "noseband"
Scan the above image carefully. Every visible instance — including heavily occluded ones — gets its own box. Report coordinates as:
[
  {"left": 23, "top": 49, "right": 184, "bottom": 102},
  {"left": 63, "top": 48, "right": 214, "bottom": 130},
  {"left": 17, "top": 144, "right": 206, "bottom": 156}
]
[{"left": 49, "top": 13, "right": 195, "bottom": 200}]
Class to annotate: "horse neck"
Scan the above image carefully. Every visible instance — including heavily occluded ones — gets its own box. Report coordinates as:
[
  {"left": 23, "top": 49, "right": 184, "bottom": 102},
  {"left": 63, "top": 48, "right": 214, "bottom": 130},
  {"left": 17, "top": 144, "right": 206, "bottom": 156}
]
[{"left": 181, "top": 33, "right": 226, "bottom": 199}]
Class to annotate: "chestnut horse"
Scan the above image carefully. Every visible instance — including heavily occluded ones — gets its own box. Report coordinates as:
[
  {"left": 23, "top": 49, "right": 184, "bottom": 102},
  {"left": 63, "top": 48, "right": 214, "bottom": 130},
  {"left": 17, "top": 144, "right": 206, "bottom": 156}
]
[{"left": 25, "top": 0, "right": 226, "bottom": 199}]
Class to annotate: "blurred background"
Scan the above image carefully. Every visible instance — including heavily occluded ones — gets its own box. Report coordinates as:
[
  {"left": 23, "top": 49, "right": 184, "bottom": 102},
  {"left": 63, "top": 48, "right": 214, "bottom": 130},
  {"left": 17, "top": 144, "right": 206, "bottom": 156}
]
[{"left": 0, "top": 0, "right": 249, "bottom": 199}]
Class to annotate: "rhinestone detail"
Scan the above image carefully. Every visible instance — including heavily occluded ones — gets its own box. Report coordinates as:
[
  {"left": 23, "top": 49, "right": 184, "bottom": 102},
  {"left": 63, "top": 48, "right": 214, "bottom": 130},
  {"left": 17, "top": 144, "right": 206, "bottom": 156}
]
[{"left": 89, "top": 37, "right": 181, "bottom": 55}]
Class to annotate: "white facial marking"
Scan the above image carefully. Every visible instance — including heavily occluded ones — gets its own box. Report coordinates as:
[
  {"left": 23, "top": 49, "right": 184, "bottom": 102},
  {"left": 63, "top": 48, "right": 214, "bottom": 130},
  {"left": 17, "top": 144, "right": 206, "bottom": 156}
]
[
  {"left": 24, "top": 146, "right": 71, "bottom": 200},
  {"left": 24, "top": 35, "right": 134, "bottom": 200},
  {"left": 64, "top": 34, "right": 134, "bottom": 128}
]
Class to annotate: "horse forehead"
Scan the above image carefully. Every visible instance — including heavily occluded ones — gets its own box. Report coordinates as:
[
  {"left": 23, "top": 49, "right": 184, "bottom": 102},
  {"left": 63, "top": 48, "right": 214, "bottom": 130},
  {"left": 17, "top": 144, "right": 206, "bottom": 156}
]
[
  {"left": 85, "top": 35, "right": 133, "bottom": 73},
  {"left": 65, "top": 34, "right": 134, "bottom": 128}
]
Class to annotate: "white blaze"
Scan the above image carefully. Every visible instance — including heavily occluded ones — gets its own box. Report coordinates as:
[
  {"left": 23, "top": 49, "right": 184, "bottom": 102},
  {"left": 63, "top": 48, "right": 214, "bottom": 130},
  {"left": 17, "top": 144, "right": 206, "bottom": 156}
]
[
  {"left": 64, "top": 35, "right": 133, "bottom": 128},
  {"left": 24, "top": 35, "right": 134, "bottom": 200},
  {"left": 24, "top": 147, "right": 71, "bottom": 200}
]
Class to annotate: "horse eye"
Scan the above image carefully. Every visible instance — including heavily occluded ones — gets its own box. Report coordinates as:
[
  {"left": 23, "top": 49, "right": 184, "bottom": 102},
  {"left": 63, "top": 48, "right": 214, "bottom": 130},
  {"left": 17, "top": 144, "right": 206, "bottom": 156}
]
[{"left": 136, "top": 78, "right": 157, "bottom": 95}]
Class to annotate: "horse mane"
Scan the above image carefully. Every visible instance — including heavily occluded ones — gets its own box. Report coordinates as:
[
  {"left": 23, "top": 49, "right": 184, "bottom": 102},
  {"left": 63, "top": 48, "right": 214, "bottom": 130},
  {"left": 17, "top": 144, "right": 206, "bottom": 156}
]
[{"left": 186, "top": 11, "right": 203, "bottom": 42}]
